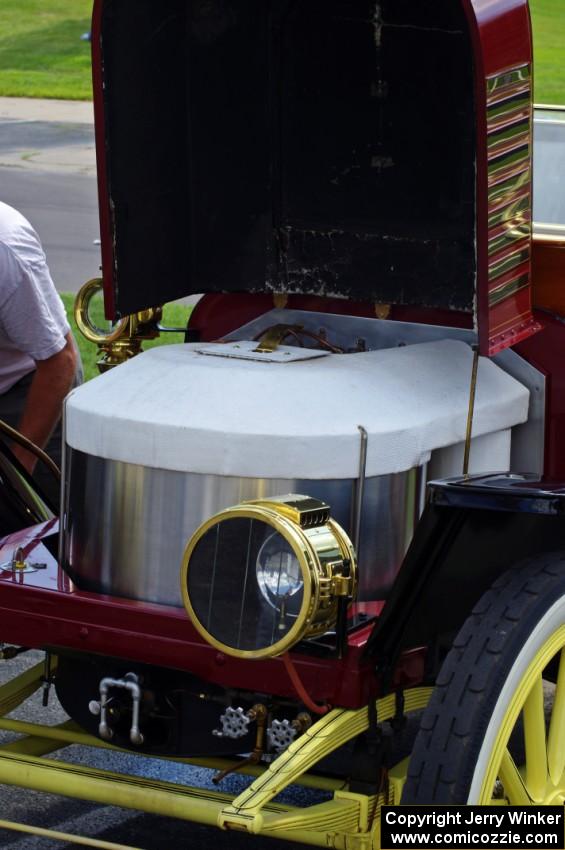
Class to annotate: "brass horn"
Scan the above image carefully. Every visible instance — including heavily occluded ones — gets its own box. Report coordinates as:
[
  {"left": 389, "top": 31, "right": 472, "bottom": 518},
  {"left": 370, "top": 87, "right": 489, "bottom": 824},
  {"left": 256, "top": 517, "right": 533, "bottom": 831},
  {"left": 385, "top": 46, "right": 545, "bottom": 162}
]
[{"left": 74, "top": 278, "right": 162, "bottom": 372}]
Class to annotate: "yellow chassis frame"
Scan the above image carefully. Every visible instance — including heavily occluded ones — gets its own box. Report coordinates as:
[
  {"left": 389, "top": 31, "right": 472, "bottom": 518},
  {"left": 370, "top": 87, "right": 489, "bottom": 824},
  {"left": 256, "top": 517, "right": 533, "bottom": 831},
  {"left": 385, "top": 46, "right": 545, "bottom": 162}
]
[{"left": 0, "top": 660, "right": 431, "bottom": 850}]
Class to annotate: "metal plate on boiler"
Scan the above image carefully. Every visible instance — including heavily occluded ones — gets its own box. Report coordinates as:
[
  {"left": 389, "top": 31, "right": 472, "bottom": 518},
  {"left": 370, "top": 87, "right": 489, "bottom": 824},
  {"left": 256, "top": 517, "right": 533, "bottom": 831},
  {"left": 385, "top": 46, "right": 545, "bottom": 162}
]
[{"left": 195, "top": 341, "right": 329, "bottom": 363}]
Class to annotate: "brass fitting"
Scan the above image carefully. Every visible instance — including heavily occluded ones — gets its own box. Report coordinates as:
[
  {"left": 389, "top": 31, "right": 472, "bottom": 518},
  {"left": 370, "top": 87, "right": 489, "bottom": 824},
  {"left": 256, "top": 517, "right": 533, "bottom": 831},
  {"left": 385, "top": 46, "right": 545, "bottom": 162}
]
[
  {"left": 293, "top": 712, "right": 312, "bottom": 734},
  {"left": 375, "top": 302, "right": 391, "bottom": 320},
  {"left": 74, "top": 278, "right": 162, "bottom": 372},
  {"left": 253, "top": 324, "right": 304, "bottom": 353}
]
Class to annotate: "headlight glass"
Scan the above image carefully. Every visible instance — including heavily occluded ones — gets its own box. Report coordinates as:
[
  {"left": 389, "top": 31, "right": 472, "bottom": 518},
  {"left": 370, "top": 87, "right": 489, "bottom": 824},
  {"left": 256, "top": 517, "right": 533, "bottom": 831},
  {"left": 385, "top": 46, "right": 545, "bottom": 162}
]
[
  {"left": 256, "top": 532, "right": 304, "bottom": 612},
  {"left": 186, "top": 517, "right": 305, "bottom": 654}
]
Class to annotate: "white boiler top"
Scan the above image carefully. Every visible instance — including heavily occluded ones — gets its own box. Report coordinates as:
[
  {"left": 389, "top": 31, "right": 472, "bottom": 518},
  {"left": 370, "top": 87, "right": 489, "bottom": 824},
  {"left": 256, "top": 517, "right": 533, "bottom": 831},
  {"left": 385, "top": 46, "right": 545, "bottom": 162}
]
[{"left": 65, "top": 339, "right": 529, "bottom": 479}]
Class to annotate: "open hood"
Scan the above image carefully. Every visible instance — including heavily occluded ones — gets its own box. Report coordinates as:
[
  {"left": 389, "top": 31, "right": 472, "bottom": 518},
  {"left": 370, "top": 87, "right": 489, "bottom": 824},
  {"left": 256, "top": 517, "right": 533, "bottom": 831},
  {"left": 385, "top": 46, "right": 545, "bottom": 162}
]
[{"left": 92, "top": 0, "right": 540, "bottom": 354}]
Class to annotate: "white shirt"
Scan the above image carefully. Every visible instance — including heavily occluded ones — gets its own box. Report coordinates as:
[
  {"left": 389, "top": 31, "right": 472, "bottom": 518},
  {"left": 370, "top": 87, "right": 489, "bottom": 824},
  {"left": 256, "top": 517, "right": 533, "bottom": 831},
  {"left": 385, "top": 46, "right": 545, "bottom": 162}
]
[{"left": 0, "top": 202, "right": 70, "bottom": 394}]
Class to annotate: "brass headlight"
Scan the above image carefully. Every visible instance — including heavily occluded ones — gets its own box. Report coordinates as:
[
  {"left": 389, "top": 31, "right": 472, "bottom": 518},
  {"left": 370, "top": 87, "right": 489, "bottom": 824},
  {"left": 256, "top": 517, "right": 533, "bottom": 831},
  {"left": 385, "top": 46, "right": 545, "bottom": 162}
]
[{"left": 180, "top": 495, "right": 357, "bottom": 659}]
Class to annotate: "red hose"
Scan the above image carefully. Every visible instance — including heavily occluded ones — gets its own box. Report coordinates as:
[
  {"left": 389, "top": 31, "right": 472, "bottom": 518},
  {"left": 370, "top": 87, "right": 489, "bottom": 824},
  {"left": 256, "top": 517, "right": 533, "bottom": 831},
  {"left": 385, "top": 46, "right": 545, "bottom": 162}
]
[{"left": 282, "top": 653, "right": 331, "bottom": 715}]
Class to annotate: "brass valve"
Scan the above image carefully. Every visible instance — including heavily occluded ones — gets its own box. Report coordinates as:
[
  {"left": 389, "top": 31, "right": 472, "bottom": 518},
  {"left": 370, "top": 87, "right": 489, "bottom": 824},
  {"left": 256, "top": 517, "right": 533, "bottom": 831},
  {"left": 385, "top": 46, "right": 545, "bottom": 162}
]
[{"left": 74, "top": 278, "right": 162, "bottom": 373}]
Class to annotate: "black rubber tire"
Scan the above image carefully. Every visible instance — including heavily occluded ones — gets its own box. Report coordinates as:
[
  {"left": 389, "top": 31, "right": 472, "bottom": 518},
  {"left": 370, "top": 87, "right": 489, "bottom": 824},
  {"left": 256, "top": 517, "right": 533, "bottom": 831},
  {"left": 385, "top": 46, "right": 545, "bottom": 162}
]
[{"left": 401, "top": 552, "right": 565, "bottom": 804}]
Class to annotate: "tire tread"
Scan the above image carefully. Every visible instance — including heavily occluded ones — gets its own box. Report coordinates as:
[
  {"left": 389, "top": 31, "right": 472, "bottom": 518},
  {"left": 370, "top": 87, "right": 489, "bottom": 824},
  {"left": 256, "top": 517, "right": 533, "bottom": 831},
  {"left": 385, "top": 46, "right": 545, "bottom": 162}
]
[{"left": 402, "top": 553, "right": 565, "bottom": 803}]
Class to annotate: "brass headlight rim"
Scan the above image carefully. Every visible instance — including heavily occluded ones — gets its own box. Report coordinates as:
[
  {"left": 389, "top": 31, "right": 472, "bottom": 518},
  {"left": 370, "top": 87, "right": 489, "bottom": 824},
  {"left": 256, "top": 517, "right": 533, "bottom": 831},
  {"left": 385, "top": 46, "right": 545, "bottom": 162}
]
[
  {"left": 180, "top": 504, "right": 324, "bottom": 660},
  {"left": 74, "top": 278, "right": 129, "bottom": 345}
]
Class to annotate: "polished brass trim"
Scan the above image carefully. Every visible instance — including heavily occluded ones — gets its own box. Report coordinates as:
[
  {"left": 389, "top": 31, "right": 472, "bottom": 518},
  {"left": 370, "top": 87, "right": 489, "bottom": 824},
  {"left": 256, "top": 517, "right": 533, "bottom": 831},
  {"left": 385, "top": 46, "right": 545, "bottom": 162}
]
[
  {"left": 488, "top": 247, "right": 530, "bottom": 281},
  {"left": 488, "top": 166, "right": 530, "bottom": 196},
  {"left": 375, "top": 303, "right": 391, "bottom": 320},
  {"left": 486, "top": 65, "right": 532, "bottom": 318},
  {"left": 245, "top": 496, "right": 330, "bottom": 529},
  {"left": 74, "top": 278, "right": 129, "bottom": 345},
  {"left": 180, "top": 498, "right": 357, "bottom": 660},
  {"left": 488, "top": 228, "right": 530, "bottom": 257},
  {"left": 488, "top": 120, "right": 530, "bottom": 143},
  {"left": 254, "top": 324, "right": 304, "bottom": 354},
  {"left": 488, "top": 273, "right": 530, "bottom": 307},
  {"left": 488, "top": 196, "right": 530, "bottom": 230},
  {"left": 272, "top": 293, "right": 288, "bottom": 310},
  {"left": 488, "top": 165, "right": 530, "bottom": 193},
  {"left": 487, "top": 86, "right": 530, "bottom": 110},
  {"left": 488, "top": 140, "right": 530, "bottom": 164},
  {"left": 487, "top": 147, "right": 530, "bottom": 183},
  {"left": 487, "top": 85, "right": 530, "bottom": 111},
  {"left": 487, "top": 125, "right": 530, "bottom": 158},
  {"left": 488, "top": 171, "right": 530, "bottom": 206},
  {"left": 487, "top": 96, "right": 530, "bottom": 129},
  {"left": 181, "top": 505, "right": 316, "bottom": 660},
  {"left": 486, "top": 66, "right": 530, "bottom": 99},
  {"left": 74, "top": 278, "right": 163, "bottom": 372},
  {"left": 487, "top": 118, "right": 530, "bottom": 141}
]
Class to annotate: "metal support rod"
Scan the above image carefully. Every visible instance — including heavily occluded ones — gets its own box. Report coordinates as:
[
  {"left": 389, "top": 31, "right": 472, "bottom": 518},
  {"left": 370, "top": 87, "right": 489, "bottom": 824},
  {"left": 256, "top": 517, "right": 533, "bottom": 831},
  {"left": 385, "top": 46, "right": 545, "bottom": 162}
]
[
  {"left": 463, "top": 346, "right": 480, "bottom": 477},
  {"left": 417, "top": 462, "right": 428, "bottom": 517},
  {"left": 335, "top": 596, "right": 349, "bottom": 660},
  {"left": 42, "top": 652, "right": 53, "bottom": 707},
  {"left": 58, "top": 390, "right": 74, "bottom": 568},
  {"left": 352, "top": 426, "right": 368, "bottom": 556},
  {"left": 0, "top": 818, "right": 142, "bottom": 850}
]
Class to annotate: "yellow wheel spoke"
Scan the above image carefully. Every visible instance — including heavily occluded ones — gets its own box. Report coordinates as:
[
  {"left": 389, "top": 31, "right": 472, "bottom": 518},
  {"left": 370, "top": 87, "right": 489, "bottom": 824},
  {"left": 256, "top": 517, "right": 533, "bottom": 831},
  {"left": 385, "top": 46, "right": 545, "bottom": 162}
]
[
  {"left": 523, "top": 675, "right": 548, "bottom": 801},
  {"left": 548, "top": 650, "right": 565, "bottom": 786},
  {"left": 498, "top": 749, "right": 531, "bottom": 805}
]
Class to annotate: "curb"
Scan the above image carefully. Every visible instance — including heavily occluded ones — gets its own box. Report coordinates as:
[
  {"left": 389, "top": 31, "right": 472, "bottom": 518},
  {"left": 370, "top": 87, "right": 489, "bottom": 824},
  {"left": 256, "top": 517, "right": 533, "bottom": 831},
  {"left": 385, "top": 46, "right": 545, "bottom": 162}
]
[{"left": 0, "top": 97, "right": 94, "bottom": 125}]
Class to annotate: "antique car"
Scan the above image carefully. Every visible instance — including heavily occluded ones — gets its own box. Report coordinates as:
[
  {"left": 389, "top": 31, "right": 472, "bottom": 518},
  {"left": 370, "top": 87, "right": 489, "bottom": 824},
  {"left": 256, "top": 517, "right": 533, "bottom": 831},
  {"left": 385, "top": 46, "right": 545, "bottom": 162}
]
[{"left": 1, "top": 0, "right": 565, "bottom": 846}]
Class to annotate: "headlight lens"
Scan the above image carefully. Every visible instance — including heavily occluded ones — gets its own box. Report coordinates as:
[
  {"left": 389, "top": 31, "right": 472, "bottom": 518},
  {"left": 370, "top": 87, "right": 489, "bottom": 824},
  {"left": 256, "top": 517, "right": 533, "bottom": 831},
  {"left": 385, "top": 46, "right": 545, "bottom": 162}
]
[
  {"left": 181, "top": 495, "right": 357, "bottom": 659},
  {"left": 256, "top": 532, "right": 304, "bottom": 611}
]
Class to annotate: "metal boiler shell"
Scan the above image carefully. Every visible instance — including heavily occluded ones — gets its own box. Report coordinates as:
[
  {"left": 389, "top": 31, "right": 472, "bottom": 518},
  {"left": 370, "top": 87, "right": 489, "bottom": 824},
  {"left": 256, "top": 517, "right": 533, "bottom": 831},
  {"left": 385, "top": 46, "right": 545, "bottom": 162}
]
[
  {"left": 63, "top": 340, "right": 529, "bottom": 606},
  {"left": 63, "top": 454, "right": 422, "bottom": 606}
]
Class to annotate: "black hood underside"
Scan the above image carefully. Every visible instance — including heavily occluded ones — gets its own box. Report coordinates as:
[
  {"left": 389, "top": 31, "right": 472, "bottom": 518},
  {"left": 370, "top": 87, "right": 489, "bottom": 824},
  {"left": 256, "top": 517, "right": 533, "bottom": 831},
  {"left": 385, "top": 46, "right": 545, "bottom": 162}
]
[{"left": 99, "top": 0, "right": 476, "bottom": 317}]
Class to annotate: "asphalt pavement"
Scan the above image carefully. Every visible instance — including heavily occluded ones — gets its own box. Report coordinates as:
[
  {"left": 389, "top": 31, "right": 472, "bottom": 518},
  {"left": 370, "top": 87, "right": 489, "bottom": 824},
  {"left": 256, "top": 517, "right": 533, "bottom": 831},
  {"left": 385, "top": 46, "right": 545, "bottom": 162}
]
[{"left": 0, "top": 97, "right": 100, "bottom": 294}]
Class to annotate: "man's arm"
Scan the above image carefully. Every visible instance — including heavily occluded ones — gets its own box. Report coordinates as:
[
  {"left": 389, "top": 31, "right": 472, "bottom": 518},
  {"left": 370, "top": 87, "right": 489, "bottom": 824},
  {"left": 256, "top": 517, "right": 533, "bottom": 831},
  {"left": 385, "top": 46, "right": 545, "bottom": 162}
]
[{"left": 12, "top": 332, "right": 78, "bottom": 473}]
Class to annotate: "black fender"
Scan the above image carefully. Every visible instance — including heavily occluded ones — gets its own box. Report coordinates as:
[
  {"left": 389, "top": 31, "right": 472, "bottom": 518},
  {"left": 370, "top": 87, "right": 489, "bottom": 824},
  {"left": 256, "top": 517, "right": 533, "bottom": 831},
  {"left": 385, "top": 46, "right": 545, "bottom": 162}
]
[{"left": 365, "top": 473, "right": 565, "bottom": 682}]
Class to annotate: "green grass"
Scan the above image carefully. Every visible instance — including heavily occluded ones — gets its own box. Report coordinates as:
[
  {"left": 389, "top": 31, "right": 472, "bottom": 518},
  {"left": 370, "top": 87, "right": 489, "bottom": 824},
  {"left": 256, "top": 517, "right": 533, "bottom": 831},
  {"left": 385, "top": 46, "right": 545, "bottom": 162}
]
[
  {"left": 0, "top": 2, "right": 562, "bottom": 104},
  {"left": 0, "top": 1, "right": 93, "bottom": 100},
  {"left": 530, "top": 0, "right": 565, "bottom": 104},
  {"left": 61, "top": 293, "right": 191, "bottom": 382}
]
